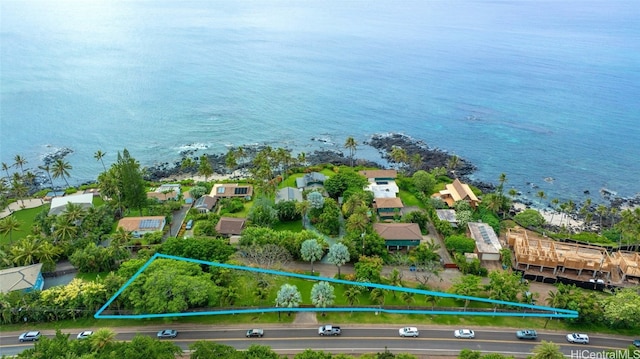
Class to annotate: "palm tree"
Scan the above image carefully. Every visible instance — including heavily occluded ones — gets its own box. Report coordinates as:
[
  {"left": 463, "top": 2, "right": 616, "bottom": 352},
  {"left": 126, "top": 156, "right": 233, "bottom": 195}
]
[
  {"left": 508, "top": 188, "right": 518, "bottom": 200},
  {"left": 13, "top": 155, "right": 27, "bottom": 175},
  {"left": 344, "top": 136, "right": 357, "bottom": 167},
  {"left": 410, "top": 153, "right": 423, "bottom": 171},
  {"left": 51, "top": 158, "right": 72, "bottom": 188},
  {"left": 369, "top": 288, "right": 386, "bottom": 306},
  {"left": 53, "top": 217, "right": 78, "bottom": 244},
  {"left": 62, "top": 202, "right": 86, "bottom": 225},
  {"left": 1, "top": 162, "right": 12, "bottom": 180},
  {"left": 110, "top": 227, "right": 132, "bottom": 247},
  {"left": 448, "top": 155, "right": 460, "bottom": 178},
  {"left": 536, "top": 191, "right": 546, "bottom": 204},
  {"left": 36, "top": 240, "right": 62, "bottom": 272},
  {"left": 424, "top": 294, "right": 439, "bottom": 310},
  {"left": 390, "top": 146, "right": 408, "bottom": 171},
  {"left": 596, "top": 205, "right": 607, "bottom": 231},
  {"left": 9, "top": 236, "right": 42, "bottom": 266},
  {"left": 549, "top": 198, "right": 559, "bottom": 225},
  {"left": 90, "top": 328, "right": 116, "bottom": 351},
  {"left": 38, "top": 164, "right": 55, "bottom": 189},
  {"left": 297, "top": 152, "right": 307, "bottom": 167},
  {"left": 387, "top": 268, "right": 403, "bottom": 298},
  {"left": 531, "top": 340, "right": 564, "bottom": 359},
  {"left": 401, "top": 291, "right": 414, "bottom": 308},
  {"left": 94, "top": 150, "right": 107, "bottom": 172},
  {"left": 0, "top": 215, "right": 22, "bottom": 242},
  {"left": 344, "top": 287, "right": 361, "bottom": 307}
]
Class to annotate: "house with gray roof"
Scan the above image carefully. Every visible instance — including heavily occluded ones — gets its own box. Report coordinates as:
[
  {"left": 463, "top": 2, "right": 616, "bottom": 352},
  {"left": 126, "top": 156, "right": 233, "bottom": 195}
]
[
  {"left": 0, "top": 263, "right": 44, "bottom": 294},
  {"left": 276, "top": 187, "right": 303, "bottom": 203},
  {"left": 295, "top": 172, "right": 327, "bottom": 189},
  {"left": 194, "top": 195, "right": 217, "bottom": 213},
  {"left": 373, "top": 222, "right": 422, "bottom": 250}
]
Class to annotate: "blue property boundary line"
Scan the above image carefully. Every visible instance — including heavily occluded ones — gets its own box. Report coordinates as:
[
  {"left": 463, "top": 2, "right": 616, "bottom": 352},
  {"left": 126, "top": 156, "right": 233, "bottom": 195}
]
[{"left": 94, "top": 253, "right": 578, "bottom": 319}]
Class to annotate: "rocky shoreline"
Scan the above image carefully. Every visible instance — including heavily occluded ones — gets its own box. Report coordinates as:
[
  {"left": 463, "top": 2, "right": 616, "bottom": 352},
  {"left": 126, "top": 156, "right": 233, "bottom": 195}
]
[
  {"left": 144, "top": 132, "right": 492, "bottom": 189},
  {"left": 144, "top": 132, "right": 640, "bottom": 210}
]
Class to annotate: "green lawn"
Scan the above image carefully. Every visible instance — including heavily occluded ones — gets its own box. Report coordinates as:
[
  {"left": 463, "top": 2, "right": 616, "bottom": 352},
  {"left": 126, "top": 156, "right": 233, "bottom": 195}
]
[{"left": 0, "top": 204, "right": 49, "bottom": 245}]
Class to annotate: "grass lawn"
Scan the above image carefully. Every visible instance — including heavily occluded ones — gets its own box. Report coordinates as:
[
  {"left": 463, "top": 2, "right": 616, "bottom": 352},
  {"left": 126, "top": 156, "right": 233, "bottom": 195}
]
[
  {"left": 0, "top": 204, "right": 49, "bottom": 245},
  {"left": 397, "top": 190, "right": 421, "bottom": 207},
  {"left": 272, "top": 220, "right": 303, "bottom": 232}
]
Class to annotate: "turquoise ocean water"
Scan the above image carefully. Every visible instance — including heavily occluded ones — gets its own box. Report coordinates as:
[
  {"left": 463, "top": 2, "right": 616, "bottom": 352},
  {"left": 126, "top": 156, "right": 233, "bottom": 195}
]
[{"left": 1, "top": 0, "right": 639, "bottom": 204}]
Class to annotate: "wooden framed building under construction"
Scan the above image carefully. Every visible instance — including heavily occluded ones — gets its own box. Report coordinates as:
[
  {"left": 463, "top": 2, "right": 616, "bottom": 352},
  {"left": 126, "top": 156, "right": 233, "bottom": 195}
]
[{"left": 506, "top": 228, "right": 640, "bottom": 285}]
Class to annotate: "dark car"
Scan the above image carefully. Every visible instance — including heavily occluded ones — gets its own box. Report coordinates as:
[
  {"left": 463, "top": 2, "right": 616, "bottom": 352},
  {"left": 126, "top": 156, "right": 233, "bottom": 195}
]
[
  {"left": 157, "top": 329, "right": 178, "bottom": 339},
  {"left": 633, "top": 339, "right": 640, "bottom": 348},
  {"left": 19, "top": 331, "right": 41, "bottom": 342},
  {"left": 516, "top": 330, "right": 538, "bottom": 340},
  {"left": 246, "top": 329, "right": 264, "bottom": 338}
]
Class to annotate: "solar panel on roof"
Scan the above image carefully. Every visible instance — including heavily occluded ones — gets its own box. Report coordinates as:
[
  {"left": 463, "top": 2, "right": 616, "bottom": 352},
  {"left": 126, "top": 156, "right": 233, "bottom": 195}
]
[
  {"left": 234, "top": 187, "right": 248, "bottom": 195},
  {"left": 139, "top": 219, "right": 160, "bottom": 229}
]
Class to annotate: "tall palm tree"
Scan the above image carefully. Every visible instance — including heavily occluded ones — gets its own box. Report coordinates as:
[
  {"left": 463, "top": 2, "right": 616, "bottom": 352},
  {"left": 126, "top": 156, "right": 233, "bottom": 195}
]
[
  {"left": 536, "top": 190, "right": 546, "bottom": 204},
  {"left": 1, "top": 162, "right": 12, "bottom": 180},
  {"left": 390, "top": 146, "right": 408, "bottom": 171},
  {"left": 51, "top": 158, "right": 72, "bottom": 188},
  {"left": 0, "top": 215, "right": 22, "bottom": 242},
  {"left": 447, "top": 155, "right": 459, "bottom": 178},
  {"left": 401, "top": 291, "right": 414, "bottom": 308},
  {"left": 94, "top": 150, "right": 107, "bottom": 172},
  {"left": 13, "top": 155, "right": 27, "bottom": 175},
  {"left": 424, "top": 294, "right": 439, "bottom": 310},
  {"left": 596, "top": 205, "right": 607, "bottom": 231},
  {"left": 37, "top": 164, "right": 55, "bottom": 189},
  {"left": 297, "top": 152, "right": 307, "bottom": 167},
  {"left": 36, "top": 240, "right": 62, "bottom": 272},
  {"left": 344, "top": 136, "right": 357, "bottom": 167},
  {"left": 550, "top": 198, "right": 559, "bottom": 225}
]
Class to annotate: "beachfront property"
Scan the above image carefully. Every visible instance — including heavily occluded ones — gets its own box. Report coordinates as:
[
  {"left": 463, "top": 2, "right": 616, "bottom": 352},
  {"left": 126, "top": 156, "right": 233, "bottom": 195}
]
[
  {"left": 359, "top": 169, "right": 399, "bottom": 198},
  {"left": 147, "top": 183, "right": 180, "bottom": 202},
  {"left": 295, "top": 172, "right": 327, "bottom": 190},
  {"left": 507, "top": 228, "right": 640, "bottom": 285},
  {"left": 373, "top": 222, "right": 422, "bottom": 251},
  {"left": 215, "top": 217, "right": 246, "bottom": 237},
  {"left": 0, "top": 263, "right": 44, "bottom": 294},
  {"left": 432, "top": 178, "right": 480, "bottom": 209},
  {"left": 117, "top": 216, "right": 166, "bottom": 238},
  {"left": 211, "top": 183, "right": 253, "bottom": 200},
  {"left": 467, "top": 222, "right": 502, "bottom": 262},
  {"left": 48, "top": 193, "right": 94, "bottom": 216},
  {"left": 275, "top": 187, "right": 303, "bottom": 203}
]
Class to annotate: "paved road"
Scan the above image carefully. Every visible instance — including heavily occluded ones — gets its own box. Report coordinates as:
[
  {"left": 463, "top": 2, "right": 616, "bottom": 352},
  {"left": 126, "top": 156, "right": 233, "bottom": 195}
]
[{"left": 1, "top": 325, "right": 635, "bottom": 357}]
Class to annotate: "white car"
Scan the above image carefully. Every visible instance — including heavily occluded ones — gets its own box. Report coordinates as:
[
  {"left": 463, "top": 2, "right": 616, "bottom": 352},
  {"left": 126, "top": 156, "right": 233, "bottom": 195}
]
[
  {"left": 399, "top": 327, "right": 419, "bottom": 337},
  {"left": 454, "top": 329, "right": 475, "bottom": 339},
  {"left": 77, "top": 331, "right": 93, "bottom": 340},
  {"left": 566, "top": 333, "right": 589, "bottom": 344},
  {"left": 18, "top": 331, "right": 41, "bottom": 342}
]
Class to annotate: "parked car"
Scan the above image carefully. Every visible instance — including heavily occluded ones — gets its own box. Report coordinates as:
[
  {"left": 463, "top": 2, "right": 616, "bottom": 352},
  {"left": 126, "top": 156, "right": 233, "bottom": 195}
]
[
  {"left": 566, "top": 333, "right": 589, "bottom": 344},
  {"left": 185, "top": 219, "right": 193, "bottom": 230},
  {"left": 246, "top": 329, "right": 264, "bottom": 338},
  {"left": 454, "top": 329, "right": 475, "bottom": 339},
  {"left": 18, "top": 331, "right": 41, "bottom": 342},
  {"left": 318, "top": 325, "right": 341, "bottom": 336},
  {"left": 77, "top": 331, "right": 93, "bottom": 340},
  {"left": 399, "top": 327, "right": 419, "bottom": 337},
  {"left": 516, "top": 330, "right": 538, "bottom": 340},
  {"left": 633, "top": 339, "right": 640, "bottom": 348},
  {"left": 157, "top": 329, "right": 178, "bottom": 339}
]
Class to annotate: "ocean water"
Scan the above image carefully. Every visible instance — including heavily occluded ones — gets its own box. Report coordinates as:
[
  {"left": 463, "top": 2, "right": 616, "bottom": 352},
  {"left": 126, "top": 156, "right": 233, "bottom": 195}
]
[{"left": 1, "top": 0, "right": 639, "bottom": 204}]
